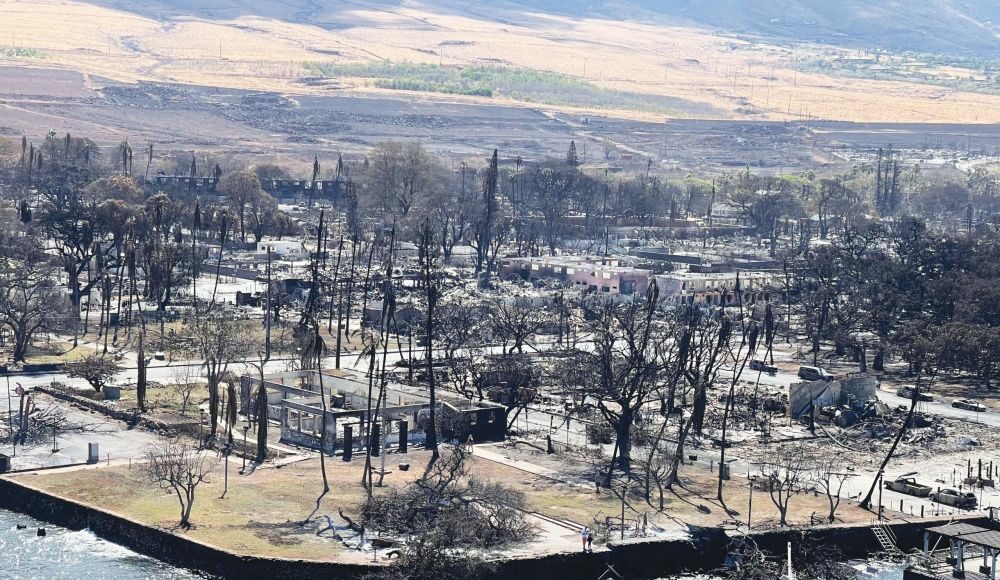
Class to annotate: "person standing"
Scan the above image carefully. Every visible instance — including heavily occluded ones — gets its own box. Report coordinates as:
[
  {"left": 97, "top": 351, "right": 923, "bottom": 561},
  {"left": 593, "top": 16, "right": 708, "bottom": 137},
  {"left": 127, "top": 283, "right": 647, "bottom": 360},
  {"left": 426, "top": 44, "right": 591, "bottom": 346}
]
[
  {"left": 586, "top": 529, "right": 594, "bottom": 553},
  {"left": 580, "top": 526, "right": 589, "bottom": 551}
]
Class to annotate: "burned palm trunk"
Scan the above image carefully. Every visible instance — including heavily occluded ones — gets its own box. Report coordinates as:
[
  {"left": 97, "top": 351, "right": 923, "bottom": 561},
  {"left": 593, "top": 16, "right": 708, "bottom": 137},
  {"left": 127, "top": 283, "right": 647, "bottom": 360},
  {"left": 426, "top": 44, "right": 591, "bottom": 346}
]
[
  {"left": 717, "top": 281, "right": 756, "bottom": 505},
  {"left": 358, "top": 237, "right": 377, "bottom": 332},
  {"left": 328, "top": 233, "right": 344, "bottom": 334},
  {"left": 299, "top": 210, "right": 325, "bottom": 330},
  {"left": 475, "top": 149, "right": 499, "bottom": 278},
  {"left": 207, "top": 362, "right": 220, "bottom": 439},
  {"left": 667, "top": 330, "right": 690, "bottom": 413},
  {"left": 208, "top": 214, "right": 228, "bottom": 313},
  {"left": 419, "top": 219, "right": 441, "bottom": 464},
  {"left": 255, "top": 361, "right": 269, "bottom": 463},
  {"left": 192, "top": 201, "right": 201, "bottom": 319},
  {"left": 344, "top": 231, "right": 359, "bottom": 337},
  {"left": 137, "top": 328, "right": 147, "bottom": 413}
]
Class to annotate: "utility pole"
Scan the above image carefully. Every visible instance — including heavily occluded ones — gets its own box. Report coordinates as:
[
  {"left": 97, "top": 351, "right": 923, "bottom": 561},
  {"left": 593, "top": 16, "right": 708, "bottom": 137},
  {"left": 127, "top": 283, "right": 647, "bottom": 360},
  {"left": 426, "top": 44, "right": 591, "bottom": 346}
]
[
  {"left": 602, "top": 169, "right": 610, "bottom": 258},
  {"left": 877, "top": 470, "right": 885, "bottom": 521},
  {"left": 379, "top": 414, "right": 387, "bottom": 485},
  {"left": 264, "top": 246, "right": 272, "bottom": 360},
  {"left": 5, "top": 375, "right": 12, "bottom": 457}
]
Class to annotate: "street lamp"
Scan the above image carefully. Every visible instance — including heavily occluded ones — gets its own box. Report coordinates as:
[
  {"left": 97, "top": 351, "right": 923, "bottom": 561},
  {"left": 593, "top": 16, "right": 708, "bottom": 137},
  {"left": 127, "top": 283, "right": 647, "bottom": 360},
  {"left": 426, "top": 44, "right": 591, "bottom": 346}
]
[
  {"left": 5, "top": 375, "right": 13, "bottom": 457},
  {"left": 199, "top": 410, "right": 205, "bottom": 449},
  {"left": 241, "top": 424, "right": 249, "bottom": 473},
  {"left": 620, "top": 482, "right": 628, "bottom": 540},
  {"left": 221, "top": 442, "right": 232, "bottom": 499}
]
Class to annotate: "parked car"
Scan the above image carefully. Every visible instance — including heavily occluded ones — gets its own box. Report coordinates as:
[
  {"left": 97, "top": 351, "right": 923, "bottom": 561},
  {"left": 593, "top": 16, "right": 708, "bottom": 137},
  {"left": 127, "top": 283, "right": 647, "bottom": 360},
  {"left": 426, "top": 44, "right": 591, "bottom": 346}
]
[
  {"left": 897, "top": 385, "right": 934, "bottom": 402},
  {"left": 884, "top": 476, "right": 932, "bottom": 498},
  {"left": 952, "top": 399, "right": 987, "bottom": 413},
  {"left": 798, "top": 366, "right": 833, "bottom": 382},
  {"left": 750, "top": 360, "right": 778, "bottom": 375},
  {"left": 930, "top": 488, "right": 978, "bottom": 509}
]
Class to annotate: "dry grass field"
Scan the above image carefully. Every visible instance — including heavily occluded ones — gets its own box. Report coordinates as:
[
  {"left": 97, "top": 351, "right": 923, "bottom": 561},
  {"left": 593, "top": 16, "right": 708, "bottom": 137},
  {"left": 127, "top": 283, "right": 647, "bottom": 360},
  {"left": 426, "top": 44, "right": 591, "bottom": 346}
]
[
  {"left": 8, "top": 446, "right": 893, "bottom": 562},
  {"left": 2, "top": 0, "right": 1000, "bottom": 123}
]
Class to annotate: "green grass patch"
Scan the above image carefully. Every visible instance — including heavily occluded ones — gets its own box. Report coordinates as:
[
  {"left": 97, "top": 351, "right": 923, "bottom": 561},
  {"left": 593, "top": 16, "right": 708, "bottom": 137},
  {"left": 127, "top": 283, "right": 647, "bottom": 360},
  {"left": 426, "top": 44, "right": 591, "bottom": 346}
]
[
  {"left": 1, "top": 47, "right": 43, "bottom": 58},
  {"left": 303, "top": 61, "right": 720, "bottom": 116},
  {"left": 796, "top": 53, "right": 1000, "bottom": 96}
]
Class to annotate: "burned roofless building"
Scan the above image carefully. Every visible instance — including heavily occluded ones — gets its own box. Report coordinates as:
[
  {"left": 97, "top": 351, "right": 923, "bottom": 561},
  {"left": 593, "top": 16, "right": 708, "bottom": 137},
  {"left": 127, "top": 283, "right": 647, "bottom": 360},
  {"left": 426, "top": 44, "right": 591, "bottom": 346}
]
[{"left": 240, "top": 369, "right": 506, "bottom": 454}]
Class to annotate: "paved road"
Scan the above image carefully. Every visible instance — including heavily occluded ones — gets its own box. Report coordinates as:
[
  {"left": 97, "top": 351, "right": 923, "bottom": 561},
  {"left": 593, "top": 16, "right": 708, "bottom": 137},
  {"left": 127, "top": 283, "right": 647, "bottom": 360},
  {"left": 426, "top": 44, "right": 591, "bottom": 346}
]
[
  {"left": 873, "top": 391, "right": 1000, "bottom": 426},
  {"left": 719, "top": 362, "right": 1000, "bottom": 426}
]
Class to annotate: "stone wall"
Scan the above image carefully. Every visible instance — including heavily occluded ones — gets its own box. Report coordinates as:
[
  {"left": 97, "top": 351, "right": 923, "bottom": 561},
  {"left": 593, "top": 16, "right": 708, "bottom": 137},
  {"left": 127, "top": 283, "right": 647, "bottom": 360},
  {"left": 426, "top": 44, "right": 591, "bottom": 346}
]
[
  {"left": 0, "top": 477, "right": 372, "bottom": 580},
  {"left": 0, "top": 471, "right": 982, "bottom": 580},
  {"left": 36, "top": 385, "right": 197, "bottom": 437}
]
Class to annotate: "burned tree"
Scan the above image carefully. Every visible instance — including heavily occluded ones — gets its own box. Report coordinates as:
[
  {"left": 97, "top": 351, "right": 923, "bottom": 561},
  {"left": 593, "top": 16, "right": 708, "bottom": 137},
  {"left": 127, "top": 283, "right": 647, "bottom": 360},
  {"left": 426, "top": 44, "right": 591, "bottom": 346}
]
[
  {"left": 576, "top": 285, "right": 671, "bottom": 479},
  {"left": 664, "top": 306, "right": 731, "bottom": 489},
  {"left": 484, "top": 297, "right": 546, "bottom": 355},
  {"left": 757, "top": 446, "right": 811, "bottom": 527},
  {"left": 473, "top": 149, "right": 499, "bottom": 278},
  {"left": 361, "top": 446, "right": 534, "bottom": 551},
  {"left": 141, "top": 439, "right": 219, "bottom": 529},
  {"left": 0, "top": 232, "right": 70, "bottom": 363},
  {"left": 475, "top": 354, "right": 540, "bottom": 430},
  {"left": 187, "top": 310, "right": 255, "bottom": 440},
  {"left": 64, "top": 354, "right": 122, "bottom": 393},
  {"left": 812, "top": 456, "right": 855, "bottom": 523}
]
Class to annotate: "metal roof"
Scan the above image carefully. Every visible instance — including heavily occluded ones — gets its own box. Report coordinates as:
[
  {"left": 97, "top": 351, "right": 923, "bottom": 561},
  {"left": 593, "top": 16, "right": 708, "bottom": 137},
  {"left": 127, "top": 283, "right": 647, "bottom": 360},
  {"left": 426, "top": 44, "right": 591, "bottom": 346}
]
[
  {"left": 964, "top": 530, "right": 1000, "bottom": 551},
  {"left": 925, "top": 522, "right": 1000, "bottom": 549},
  {"left": 926, "top": 523, "right": 989, "bottom": 537}
]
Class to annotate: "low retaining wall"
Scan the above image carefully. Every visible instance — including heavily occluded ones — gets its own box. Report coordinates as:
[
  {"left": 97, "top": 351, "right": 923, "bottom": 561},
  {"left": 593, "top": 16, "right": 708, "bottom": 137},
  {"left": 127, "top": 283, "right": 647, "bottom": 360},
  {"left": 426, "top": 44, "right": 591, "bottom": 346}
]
[
  {"left": 36, "top": 385, "right": 197, "bottom": 437},
  {"left": 0, "top": 472, "right": 979, "bottom": 580},
  {"left": 488, "top": 529, "right": 721, "bottom": 580},
  {"left": 0, "top": 477, "right": 372, "bottom": 580}
]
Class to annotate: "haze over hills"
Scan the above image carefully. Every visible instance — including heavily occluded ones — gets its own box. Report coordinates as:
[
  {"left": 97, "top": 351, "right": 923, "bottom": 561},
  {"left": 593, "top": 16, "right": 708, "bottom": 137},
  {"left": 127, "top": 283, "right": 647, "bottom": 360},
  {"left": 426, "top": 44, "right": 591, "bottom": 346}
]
[
  {"left": 81, "top": 0, "right": 1000, "bottom": 56},
  {"left": 496, "top": 0, "right": 1000, "bottom": 56},
  {"left": 3, "top": 0, "right": 1000, "bottom": 125}
]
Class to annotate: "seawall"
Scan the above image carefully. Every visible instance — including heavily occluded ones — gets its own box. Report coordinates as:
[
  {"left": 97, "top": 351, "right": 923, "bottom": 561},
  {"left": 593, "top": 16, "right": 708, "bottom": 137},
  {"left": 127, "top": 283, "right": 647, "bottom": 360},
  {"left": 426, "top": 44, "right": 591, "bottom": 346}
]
[
  {"left": 0, "top": 475, "right": 983, "bottom": 579},
  {"left": 0, "top": 477, "right": 371, "bottom": 580}
]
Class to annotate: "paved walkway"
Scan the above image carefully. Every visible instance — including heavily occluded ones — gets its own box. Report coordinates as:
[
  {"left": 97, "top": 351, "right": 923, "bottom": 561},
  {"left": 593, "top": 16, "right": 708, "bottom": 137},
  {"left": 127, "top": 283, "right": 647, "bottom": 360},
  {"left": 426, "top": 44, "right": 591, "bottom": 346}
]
[{"left": 471, "top": 445, "right": 586, "bottom": 488}]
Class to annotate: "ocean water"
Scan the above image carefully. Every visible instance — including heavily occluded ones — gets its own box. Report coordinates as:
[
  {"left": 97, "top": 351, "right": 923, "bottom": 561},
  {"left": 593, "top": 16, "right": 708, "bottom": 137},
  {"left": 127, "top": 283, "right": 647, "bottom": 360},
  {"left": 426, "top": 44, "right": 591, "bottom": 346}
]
[
  {"left": 669, "top": 560, "right": 904, "bottom": 579},
  {"left": 0, "top": 508, "right": 204, "bottom": 579}
]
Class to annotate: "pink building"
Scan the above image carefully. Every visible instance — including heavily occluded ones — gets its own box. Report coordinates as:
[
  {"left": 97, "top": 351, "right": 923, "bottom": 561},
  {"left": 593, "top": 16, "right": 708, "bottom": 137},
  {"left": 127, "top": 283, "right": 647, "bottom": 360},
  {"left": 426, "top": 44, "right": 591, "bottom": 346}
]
[{"left": 501, "top": 256, "right": 651, "bottom": 296}]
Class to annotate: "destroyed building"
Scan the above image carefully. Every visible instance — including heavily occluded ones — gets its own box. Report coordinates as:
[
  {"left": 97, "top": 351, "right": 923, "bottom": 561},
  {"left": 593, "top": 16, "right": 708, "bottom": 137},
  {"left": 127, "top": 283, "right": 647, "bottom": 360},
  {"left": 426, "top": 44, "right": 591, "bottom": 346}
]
[
  {"left": 500, "top": 256, "right": 651, "bottom": 296},
  {"left": 240, "top": 369, "right": 506, "bottom": 454},
  {"left": 788, "top": 373, "right": 879, "bottom": 427},
  {"left": 653, "top": 271, "right": 778, "bottom": 306}
]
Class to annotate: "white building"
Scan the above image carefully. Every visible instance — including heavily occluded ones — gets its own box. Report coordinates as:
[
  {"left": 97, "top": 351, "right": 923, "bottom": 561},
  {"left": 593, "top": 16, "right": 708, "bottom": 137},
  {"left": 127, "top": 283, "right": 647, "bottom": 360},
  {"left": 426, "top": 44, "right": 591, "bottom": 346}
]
[
  {"left": 501, "top": 256, "right": 651, "bottom": 296},
  {"left": 654, "top": 271, "right": 778, "bottom": 306},
  {"left": 256, "top": 240, "right": 308, "bottom": 261}
]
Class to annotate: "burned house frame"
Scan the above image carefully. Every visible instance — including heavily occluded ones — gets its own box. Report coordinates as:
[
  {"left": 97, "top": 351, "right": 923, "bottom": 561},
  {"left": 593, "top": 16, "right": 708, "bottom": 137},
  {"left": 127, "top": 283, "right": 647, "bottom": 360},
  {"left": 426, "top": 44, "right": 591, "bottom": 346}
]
[{"left": 240, "top": 369, "right": 506, "bottom": 455}]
